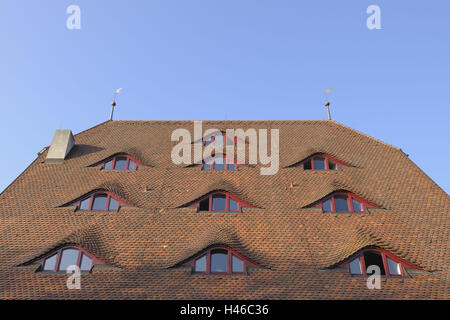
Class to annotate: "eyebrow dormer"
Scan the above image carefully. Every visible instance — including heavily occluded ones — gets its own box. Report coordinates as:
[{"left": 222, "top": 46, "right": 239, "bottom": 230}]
[
  {"left": 182, "top": 245, "right": 263, "bottom": 274},
  {"left": 63, "top": 190, "right": 132, "bottom": 212},
  {"left": 90, "top": 153, "right": 146, "bottom": 170},
  {"left": 202, "top": 154, "right": 238, "bottom": 171},
  {"left": 32, "top": 245, "right": 107, "bottom": 273},
  {"left": 337, "top": 247, "right": 423, "bottom": 277},
  {"left": 307, "top": 191, "right": 380, "bottom": 213},
  {"left": 182, "top": 191, "right": 256, "bottom": 213},
  {"left": 291, "top": 153, "right": 351, "bottom": 170}
]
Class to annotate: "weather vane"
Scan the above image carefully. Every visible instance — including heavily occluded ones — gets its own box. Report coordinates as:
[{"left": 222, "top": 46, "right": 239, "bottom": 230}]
[
  {"left": 324, "top": 88, "right": 333, "bottom": 120},
  {"left": 109, "top": 88, "right": 123, "bottom": 121}
]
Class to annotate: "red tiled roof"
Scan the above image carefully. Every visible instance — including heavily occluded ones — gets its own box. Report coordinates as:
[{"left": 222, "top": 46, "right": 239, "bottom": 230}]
[{"left": 0, "top": 120, "right": 448, "bottom": 299}]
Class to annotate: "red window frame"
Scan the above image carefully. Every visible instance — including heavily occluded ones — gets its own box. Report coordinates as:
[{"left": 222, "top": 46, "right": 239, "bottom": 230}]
[
  {"left": 36, "top": 245, "right": 106, "bottom": 273},
  {"left": 202, "top": 154, "right": 238, "bottom": 171},
  {"left": 313, "top": 191, "right": 378, "bottom": 213},
  {"left": 70, "top": 191, "right": 131, "bottom": 212},
  {"left": 96, "top": 154, "right": 145, "bottom": 170},
  {"left": 341, "top": 248, "right": 422, "bottom": 277},
  {"left": 295, "top": 153, "right": 350, "bottom": 170},
  {"left": 184, "top": 246, "right": 260, "bottom": 274},
  {"left": 189, "top": 191, "right": 255, "bottom": 213}
]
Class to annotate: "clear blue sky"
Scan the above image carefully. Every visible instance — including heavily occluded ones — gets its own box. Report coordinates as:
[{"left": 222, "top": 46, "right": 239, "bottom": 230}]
[{"left": 1, "top": 1, "right": 449, "bottom": 193}]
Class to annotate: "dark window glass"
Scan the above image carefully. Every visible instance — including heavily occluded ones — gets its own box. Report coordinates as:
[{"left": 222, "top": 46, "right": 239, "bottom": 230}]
[
  {"left": 227, "top": 163, "right": 235, "bottom": 171},
  {"left": 313, "top": 157, "right": 326, "bottom": 170},
  {"left": 109, "top": 198, "right": 119, "bottom": 211},
  {"left": 229, "top": 198, "right": 238, "bottom": 211},
  {"left": 214, "top": 157, "right": 225, "bottom": 170},
  {"left": 349, "top": 257, "right": 362, "bottom": 274},
  {"left": 80, "top": 254, "right": 92, "bottom": 271},
  {"left": 58, "top": 249, "right": 79, "bottom": 272},
  {"left": 232, "top": 255, "right": 244, "bottom": 273},
  {"left": 92, "top": 195, "right": 108, "bottom": 210},
  {"left": 104, "top": 160, "right": 113, "bottom": 170},
  {"left": 304, "top": 160, "right": 312, "bottom": 170},
  {"left": 211, "top": 249, "right": 228, "bottom": 272},
  {"left": 114, "top": 157, "right": 127, "bottom": 170},
  {"left": 328, "top": 160, "right": 337, "bottom": 170},
  {"left": 212, "top": 195, "right": 226, "bottom": 211},
  {"left": 79, "top": 198, "right": 90, "bottom": 210},
  {"left": 195, "top": 255, "right": 207, "bottom": 272},
  {"left": 199, "top": 198, "right": 210, "bottom": 211},
  {"left": 128, "top": 160, "right": 137, "bottom": 170},
  {"left": 363, "top": 251, "right": 386, "bottom": 275},
  {"left": 334, "top": 195, "right": 349, "bottom": 211},
  {"left": 43, "top": 254, "right": 57, "bottom": 271},
  {"left": 322, "top": 199, "right": 332, "bottom": 212},
  {"left": 352, "top": 199, "right": 362, "bottom": 212}
]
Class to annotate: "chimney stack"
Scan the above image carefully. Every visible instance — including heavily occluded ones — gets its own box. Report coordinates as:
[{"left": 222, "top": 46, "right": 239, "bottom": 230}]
[{"left": 45, "top": 130, "right": 75, "bottom": 163}]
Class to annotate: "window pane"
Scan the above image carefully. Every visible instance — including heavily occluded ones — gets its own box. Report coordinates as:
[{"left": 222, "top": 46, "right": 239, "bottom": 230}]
[
  {"left": 128, "top": 160, "right": 137, "bottom": 170},
  {"left": 227, "top": 158, "right": 236, "bottom": 171},
  {"left": 214, "top": 157, "right": 225, "bottom": 170},
  {"left": 322, "top": 199, "right": 332, "bottom": 212},
  {"left": 212, "top": 195, "right": 226, "bottom": 211},
  {"left": 304, "top": 160, "right": 312, "bottom": 170},
  {"left": 363, "top": 251, "right": 386, "bottom": 275},
  {"left": 352, "top": 199, "right": 362, "bottom": 212},
  {"left": 92, "top": 195, "right": 107, "bottom": 210},
  {"left": 114, "top": 157, "right": 127, "bottom": 170},
  {"left": 214, "top": 135, "right": 224, "bottom": 146},
  {"left": 199, "top": 198, "right": 210, "bottom": 211},
  {"left": 226, "top": 136, "right": 234, "bottom": 146},
  {"left": 104, "top": 160, "right": 113, "bottom": 170},
  {"left": 349, "top": 258, "right": 362, "bottom": 274},
  {"left": 80, "top": 254, "right": 92, "bottom": 271},
  {"left": 79, "top": 198, "right": 90, "bottom": 210},
  {"left": 195, "top": 255, "right": 207, "bottom": 272},
  {"left": 203, "top": 159, "right": 212, "bottom": 170},
  {"left": 211, "top": 249, "right": 228, "bottom": 272},
  {"left": 109, "top": 197, "right": 119, "bottom": 211},
  {"left": 58, "top": 249, "right": 79, "bottom": 271},
  {"left": 232, "top": 255, "right": 244, "bottom": 273},
  {"left": 328, "top": 160, "right": 337, "bottom": 170},
  {"left": 229, "top": 198, "right": 238, "bottom": 211},
  {"left": 43, "top": 254, "right": 57, "bottom": 271},
  {"left": 334, "top": 196, "right": 349, "bottom": 211},
  {"left": 387, "top": 257, "right": 402, "bottom": 275},
  {"left": 313, "top": 157, "right": 326, "bottom": 170}
]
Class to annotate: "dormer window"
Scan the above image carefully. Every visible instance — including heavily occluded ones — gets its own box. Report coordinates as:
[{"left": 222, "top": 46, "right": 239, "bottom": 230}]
[
  {"left": 183, "top": 246, "right": 261, "bottom": 274},
  {"left": 341, "top": 248, "right": 418, "bottom": 277},
  {"left": 310, "top": 191, "right": 378, "bottom": 213},
  {"left": 34, "top": 245, "right": 104, "bottom": 273},
  {"left": 184, "top": 191, "right": 255, "bottom": 212},
  {"left": 93, "top": 154, "right": 145, "bottom": 170},
  {"left": 66, "top": 191, "right": 130, "bottom": 212},
  {"left": 203, "top": 155, "right": 237, "bottom": 171},
  {"left": 294, "top": 153, "right": 350, "bottom": 170}
]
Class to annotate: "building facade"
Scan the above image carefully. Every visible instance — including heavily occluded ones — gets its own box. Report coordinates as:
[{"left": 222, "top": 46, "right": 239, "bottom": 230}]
[{"left": 0, "top": 120, "right": 448, "bottom": 299}]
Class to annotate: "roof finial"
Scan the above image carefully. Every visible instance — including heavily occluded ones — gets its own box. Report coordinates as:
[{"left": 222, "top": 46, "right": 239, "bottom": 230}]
[
  {"left": 324, "top": 88, "right": 333, "bottom": 120},
  {"left": 109, "top": 88, "right": 123, "bottom": 121}
]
